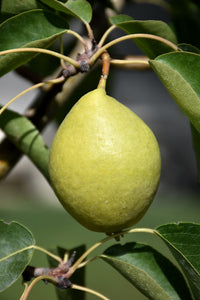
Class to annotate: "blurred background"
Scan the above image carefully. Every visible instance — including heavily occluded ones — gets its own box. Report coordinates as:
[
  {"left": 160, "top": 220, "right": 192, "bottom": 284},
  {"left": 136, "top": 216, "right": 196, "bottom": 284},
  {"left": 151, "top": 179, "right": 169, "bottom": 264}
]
[{"left": 0, "top": 1, "right": 200, "bottom": 299}]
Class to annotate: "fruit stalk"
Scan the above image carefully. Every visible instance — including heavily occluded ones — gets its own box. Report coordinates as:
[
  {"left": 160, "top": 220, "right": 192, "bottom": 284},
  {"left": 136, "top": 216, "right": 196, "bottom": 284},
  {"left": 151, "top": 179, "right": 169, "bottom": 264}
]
[{"left": 97, "top": 51, "right": 110, "bottom": 89}]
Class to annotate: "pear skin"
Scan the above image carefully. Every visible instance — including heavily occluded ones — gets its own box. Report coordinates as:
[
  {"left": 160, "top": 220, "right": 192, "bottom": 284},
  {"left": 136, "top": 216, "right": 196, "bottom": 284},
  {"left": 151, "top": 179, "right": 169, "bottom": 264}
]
[{"left": 49, "top": 88, "right": 161, "bottom": 233}]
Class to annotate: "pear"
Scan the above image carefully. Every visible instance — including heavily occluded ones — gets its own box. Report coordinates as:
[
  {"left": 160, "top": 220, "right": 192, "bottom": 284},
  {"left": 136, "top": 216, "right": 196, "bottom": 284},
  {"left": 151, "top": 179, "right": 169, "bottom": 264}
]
[{"left": 48, "top": 87, "right": 161, "bottom": 233}]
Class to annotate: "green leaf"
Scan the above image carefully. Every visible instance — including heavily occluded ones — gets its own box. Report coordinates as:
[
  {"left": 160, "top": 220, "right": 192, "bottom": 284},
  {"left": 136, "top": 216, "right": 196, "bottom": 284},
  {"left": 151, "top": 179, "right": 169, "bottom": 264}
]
[
  {"left": 0, "top": 0, "right": 42, "bottom": 22},
  {"left": 109, "top": 14, "right": 135, "bottom": 24},
  {"left": 48, "top": 245, "right": 86, "bottom": 300},
  {"left": 0, "top": 108, "right": 50, "bottom": 181},
  {"left": 150, "top": 51, "right": 200, "bottom": 177},
  {"left": 0, "top": 220, "right": 35, "bottom": 292},
  {"left": 109, "top": 16, "right": 177, "bottom": 58},
  {"left": 0, "top": 9, "right": 69, "bottom": 77},
  {"left": 101, "top": 242, "right": 192, "bottom": 300},
  {"left": 176, "top": 45, "right": 200, "bottom": 180},
  {"left": 150, "top": 52, "right": 200, "bottom": 133},
  {"left": 65, "top": 0, "right": 92, "bottom": 23},
  {"left": 156, "top": 223, "right": 200, "bottom": 300},
  {"left": 39, "top": 0, "right": 92, "bottom": 23}
]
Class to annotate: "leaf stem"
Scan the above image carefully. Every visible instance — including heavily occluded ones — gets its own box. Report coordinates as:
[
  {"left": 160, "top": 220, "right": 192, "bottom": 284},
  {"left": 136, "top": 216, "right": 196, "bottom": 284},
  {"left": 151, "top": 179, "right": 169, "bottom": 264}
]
[
  {"left": 20, "top": 283, "right": 29, "bottom": 300},
  {"left": 33, "top": 245, "right": 62, "bottom": 263},
  {"left": 20, "top": 275, "right": 57, "bottom": 300},
  {"left": 69, "top": 228, "right": 156, "bottom": 275},
  {"left": 90, "top": 33, "right": 178, "bottom": 65},
  {"left": 0, "top": 82, "right": 43, "bottom": 115},
  {"left": 77, "top": 256, "right": 98, "bottom": 269},
  {"left": 111, "top": 58, "right": 149, "bottom": 66},
  {"left": 85, "top": 22, "right": 95, "bottom": 42},
  {"left": 110, "top": 57, "right": 150, "bottom": 70},
  {"left": 67, "top": 29, "right": 89, "bottom": 53},
  {"left": 0, "top": 244, "right": 62, "bottom": 264},
  {"left": 59, "top": 37, "right": 67, "bottom": 69},
  {"left": 72, "top": 284, "right": 110, "bottom": 300},
  {"left": 20, "top": 276, "right": 110, "bottom": 300},
  {"left": 0, "top": 48, "right": 79, "bottom": 68},
  {"left": 98, "top": 25, "right": 117, "bottom": 47},
  {"left": 0, "top": 76, "right": 65, "bottom": 115}
]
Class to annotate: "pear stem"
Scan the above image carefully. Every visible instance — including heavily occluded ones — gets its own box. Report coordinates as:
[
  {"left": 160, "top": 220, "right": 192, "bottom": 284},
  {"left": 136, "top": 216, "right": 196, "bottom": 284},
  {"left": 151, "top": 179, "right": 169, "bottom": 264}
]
[{"left": 97, "top": 52, "right": 110, "bottom": 90}]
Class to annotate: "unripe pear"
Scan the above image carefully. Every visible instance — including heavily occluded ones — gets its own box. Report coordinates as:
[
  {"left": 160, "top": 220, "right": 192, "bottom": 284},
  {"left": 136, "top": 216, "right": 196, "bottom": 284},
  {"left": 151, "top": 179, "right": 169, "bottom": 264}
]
[{"left": 48, "top": 88, "right": 161, "bottom": 233}]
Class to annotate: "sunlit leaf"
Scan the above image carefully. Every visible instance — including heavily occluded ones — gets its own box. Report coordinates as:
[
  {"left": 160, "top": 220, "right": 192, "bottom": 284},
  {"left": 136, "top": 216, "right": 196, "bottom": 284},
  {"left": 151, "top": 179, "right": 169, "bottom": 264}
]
[
  {"left": 150, "top": 51, "right": 200, "bottom": 178},
  {"left": 171, "top": 45, "right": 200, "bottom": 180},
  {"left": 150, "top": 52, "right": 200, "bottom": 133},
  {"left": 39, "top": 0, "right": 92, "bottom": 23},
  {"left": 156, "top": 223, "right": 200, "bottom": 300},
  {"left": 0, "top": 9, "right": 68, "bottom": 77},
  {"left": 65, "top": 0, "right": 92, "bottom": 23},
  {"left": 0, "top": 220, "right": 35, "bottom": 292},
  {"left": 101, "top": 242, "right": 192, "bottom": 300}
]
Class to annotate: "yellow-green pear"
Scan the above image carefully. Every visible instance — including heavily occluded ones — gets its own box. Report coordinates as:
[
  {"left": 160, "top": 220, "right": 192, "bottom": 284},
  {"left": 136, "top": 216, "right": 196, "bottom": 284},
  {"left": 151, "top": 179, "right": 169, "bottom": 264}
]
[{"left": 48, "top": 87, "right": 161, "bottom": 233}]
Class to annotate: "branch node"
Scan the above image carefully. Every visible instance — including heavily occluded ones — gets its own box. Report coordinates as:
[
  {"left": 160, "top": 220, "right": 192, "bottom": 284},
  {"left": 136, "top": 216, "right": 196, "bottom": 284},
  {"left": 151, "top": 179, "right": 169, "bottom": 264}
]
[
  {"left": 80, "top": 60, "right": 90, "bottom": 73},
  {"left": 57, "top": 276, "right": 72, "bottom": 289}
]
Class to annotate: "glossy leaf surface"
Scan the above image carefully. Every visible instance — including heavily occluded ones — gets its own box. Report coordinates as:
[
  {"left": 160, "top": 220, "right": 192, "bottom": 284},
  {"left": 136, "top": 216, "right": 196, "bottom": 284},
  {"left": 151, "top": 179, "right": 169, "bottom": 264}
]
[
  {"left": 0, "top": 221, "right": 35, "bottom": 292},
  {"left": 39, "top": 0, "right": 92, "bottom": 23},
  {"left": 0, "top": 0, "right": 40, "bottom": 22},
  {"left": 150, "top": 52, "right": 200, "bottom": 133},
  {"left": 0, "top": 9, "right": 68, "bottom": 76}
]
